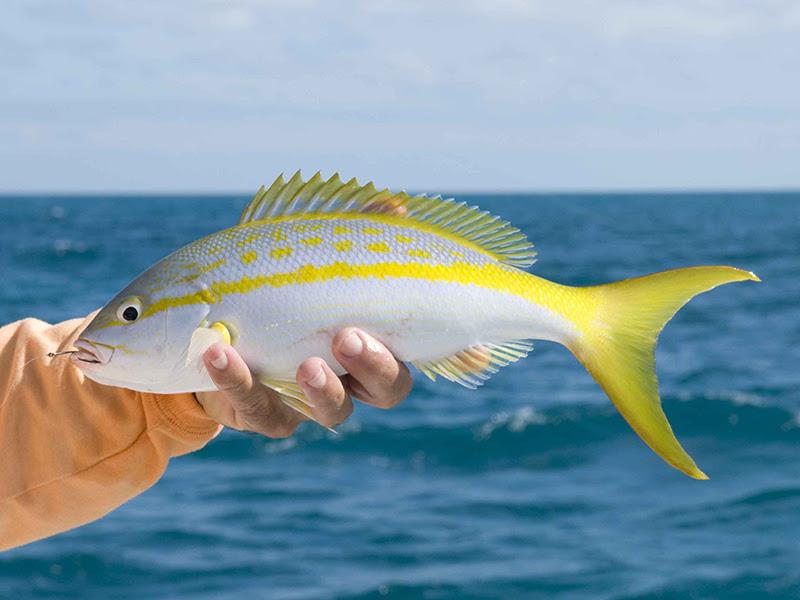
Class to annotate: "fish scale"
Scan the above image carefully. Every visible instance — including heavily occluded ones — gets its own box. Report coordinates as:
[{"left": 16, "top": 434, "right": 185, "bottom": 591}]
[{"left": 73, "top": 171, "right": 759, "bottom": 479}]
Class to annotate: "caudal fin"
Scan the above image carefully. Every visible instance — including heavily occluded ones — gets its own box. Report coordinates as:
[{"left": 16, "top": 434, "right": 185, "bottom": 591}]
[{"left": 569, "top": 266, "right": 759, "bottom": 479}]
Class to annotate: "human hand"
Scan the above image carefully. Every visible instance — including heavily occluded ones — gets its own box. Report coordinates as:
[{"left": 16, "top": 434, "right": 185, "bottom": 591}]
[{"left": 195, "top": 328, "right": 413, "bottom": 437}]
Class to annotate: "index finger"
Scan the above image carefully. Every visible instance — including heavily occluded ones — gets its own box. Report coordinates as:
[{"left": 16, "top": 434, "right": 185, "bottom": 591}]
[
  {"left": 332, "top": 328, "right": 413, "bottom": 409},
  {"left": 202, "top": 343, "right": 303, "bottom": 437}
]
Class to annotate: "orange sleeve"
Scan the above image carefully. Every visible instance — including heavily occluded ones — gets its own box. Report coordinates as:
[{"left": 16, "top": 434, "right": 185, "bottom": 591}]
[{"left": 0, "top": 315, "right": 222, "bottom": 551}]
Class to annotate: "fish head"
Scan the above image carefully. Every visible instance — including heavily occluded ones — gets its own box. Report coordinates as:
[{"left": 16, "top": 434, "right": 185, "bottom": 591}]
[{"left": 73, "top": 258, "right": 213, "bottom": 392}]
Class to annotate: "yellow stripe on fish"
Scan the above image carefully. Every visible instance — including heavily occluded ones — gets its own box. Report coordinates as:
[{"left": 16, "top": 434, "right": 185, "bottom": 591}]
[{"left": 137, "top": 260, "right": 575, "bottom": 323}]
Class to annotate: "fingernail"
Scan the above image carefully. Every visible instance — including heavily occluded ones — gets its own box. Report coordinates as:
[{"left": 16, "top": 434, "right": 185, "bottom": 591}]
[
  {"left": 208, "top": 345, "right": 228, "bottom": 370},
  {"left": 306, "top": 365, "right": 327, "bottom": 389},
  {"left": 340, "top": 331, "right": 363, "bottom": 357}
]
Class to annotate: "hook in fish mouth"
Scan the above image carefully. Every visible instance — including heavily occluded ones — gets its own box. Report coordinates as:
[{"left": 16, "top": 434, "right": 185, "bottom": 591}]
[{"left": 72, "top": 339, "right": 114, "bottom": 366}]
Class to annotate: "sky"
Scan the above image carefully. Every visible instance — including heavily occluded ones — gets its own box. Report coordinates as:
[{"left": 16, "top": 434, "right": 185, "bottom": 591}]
[{"left": 2, "top": 0, "right": 799, "bottom": 192}]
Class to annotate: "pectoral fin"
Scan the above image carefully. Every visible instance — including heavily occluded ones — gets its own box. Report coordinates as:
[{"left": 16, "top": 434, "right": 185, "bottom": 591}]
[
  {"left": 258, "top": 376, "right": 337, "bottom": 434},
  {"left": 187, "top": 321, "right": 233, "bottom": 370}
]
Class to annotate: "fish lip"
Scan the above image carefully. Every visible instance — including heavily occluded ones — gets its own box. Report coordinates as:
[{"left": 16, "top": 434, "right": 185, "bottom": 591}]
[{"left": 72, "top": 339, "right": 114, "bottom": 366}]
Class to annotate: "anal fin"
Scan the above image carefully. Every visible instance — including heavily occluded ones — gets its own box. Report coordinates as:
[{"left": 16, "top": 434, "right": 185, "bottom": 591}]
[{"left": 413, "top": 340, "right": 534, "bottom": 389}]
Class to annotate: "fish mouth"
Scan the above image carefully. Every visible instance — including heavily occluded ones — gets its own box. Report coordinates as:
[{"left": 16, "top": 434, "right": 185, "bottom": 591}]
[{"left": 71, "top": 338, "right": 114, "bottom": 366}]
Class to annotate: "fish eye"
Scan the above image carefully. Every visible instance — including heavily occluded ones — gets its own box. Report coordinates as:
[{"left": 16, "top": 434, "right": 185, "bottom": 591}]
[{"left": 116, "top": 297, "right": 143, "bottom": 323}]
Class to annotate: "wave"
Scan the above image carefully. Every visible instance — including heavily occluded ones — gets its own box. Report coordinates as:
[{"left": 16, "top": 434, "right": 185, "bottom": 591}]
[
  {"left": 198, "top": 392, "right": 800, "bottom": 469},
  {"left": 10, "top": 239, "right": 101, "bottom": 266}
]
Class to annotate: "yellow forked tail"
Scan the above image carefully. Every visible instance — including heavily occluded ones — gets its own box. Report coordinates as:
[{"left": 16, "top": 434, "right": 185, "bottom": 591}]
[{"left": 568, "top": 266, "right": 760, "bottom": 479}]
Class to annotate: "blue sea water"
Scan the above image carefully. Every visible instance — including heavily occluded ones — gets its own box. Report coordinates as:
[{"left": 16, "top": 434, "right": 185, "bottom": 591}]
[{"left": 0, "top": 192, "right": 797, "bottom": 599}]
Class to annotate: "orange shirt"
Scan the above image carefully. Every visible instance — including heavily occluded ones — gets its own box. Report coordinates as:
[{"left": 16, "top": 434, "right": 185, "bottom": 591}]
[{"left": 0, "top": 315, "right": 221, "bottom": 551}]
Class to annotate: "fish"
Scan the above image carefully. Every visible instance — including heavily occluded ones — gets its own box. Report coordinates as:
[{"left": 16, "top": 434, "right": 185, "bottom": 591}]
[{"left": 72, "top": 171, "right": 759, "bottom": 479}]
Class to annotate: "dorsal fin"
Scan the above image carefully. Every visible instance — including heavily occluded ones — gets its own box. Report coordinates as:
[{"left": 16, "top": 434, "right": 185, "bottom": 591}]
[{"left": 240, "top": 171, "right": 536, "bottom": 268}]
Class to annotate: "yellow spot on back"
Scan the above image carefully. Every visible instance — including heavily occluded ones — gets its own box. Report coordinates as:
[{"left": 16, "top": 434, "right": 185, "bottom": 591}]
[
  {"left": 407, "top": 249, "right": 431, "bottom": 258},
  {"left": 292, "top": 223, "right": 309, "bottom": 233},
  {"left": 363, "top": 226, "right": 382, "bottom": 235},
  {"left": 270, "top": 246, "right": 293, "bottom": 259},
  {"left": 301, "top": 236, "right": 323, "bottom": 246},
  {"left": 271, "top": 228, "right": 287, "bottom": 242},
  {"left": 395, "top": 234, "right": 413, "bottom": 244},
  {"left": 239, "top": 213, "right": 500, "bottom": 263},
  {"left": 241, "top": 250, "right": 257, "bottom": 265},
  {"left": 237, "top": 232, "right": 260, "bottom": 247},
  {"left": 333, "top": 225, "right": 352, "bottom": 235},
  {"left": 450, "top": 250, "right": 464, "bottom": 258},
  {"left": 334, "top": 240, "right": 352, "bottom": 252},
  {"left": 367, "top": 242, "right": 391, "bottom": 253}
]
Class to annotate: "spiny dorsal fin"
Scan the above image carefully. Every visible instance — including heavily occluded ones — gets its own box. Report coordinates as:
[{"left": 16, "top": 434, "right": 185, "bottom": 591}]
[
  {"left": 240, "top": 171, "right": 536, "bottom": 268},
  {"left": 413, "top": 340, "right": 534, "bottom": 389}
]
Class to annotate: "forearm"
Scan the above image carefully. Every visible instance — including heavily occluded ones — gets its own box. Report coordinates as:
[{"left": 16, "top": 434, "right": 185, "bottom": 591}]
[{"left": 0, "top": 315, "right": 220, "bottom": 551}]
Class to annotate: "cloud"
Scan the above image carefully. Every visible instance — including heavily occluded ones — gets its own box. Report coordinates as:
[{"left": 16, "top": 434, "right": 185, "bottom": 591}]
[
  {"left": 467, "top": 0, "right": 800, "bottom": 38},
  {"left": 1, "top": 0, "right": 798, "bottom": 190}
]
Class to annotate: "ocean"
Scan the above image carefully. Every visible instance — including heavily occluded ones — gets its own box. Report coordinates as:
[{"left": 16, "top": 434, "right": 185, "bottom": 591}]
[{"left": 0, "top": 192, "right": 797, "bottom": 599}]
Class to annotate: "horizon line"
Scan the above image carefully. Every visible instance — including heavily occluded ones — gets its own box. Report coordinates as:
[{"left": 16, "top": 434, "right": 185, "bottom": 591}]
[{"left": 1, "top": 186, "right": 799, "bottom": 197}]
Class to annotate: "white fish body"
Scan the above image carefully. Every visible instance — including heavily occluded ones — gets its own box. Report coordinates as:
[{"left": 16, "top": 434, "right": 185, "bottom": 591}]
[
  {"left": 74, "top": 172, "right": 759, "bottom": 478},
  {"left": 184, "top": 219, "right": 571, "bottom": 390}
]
